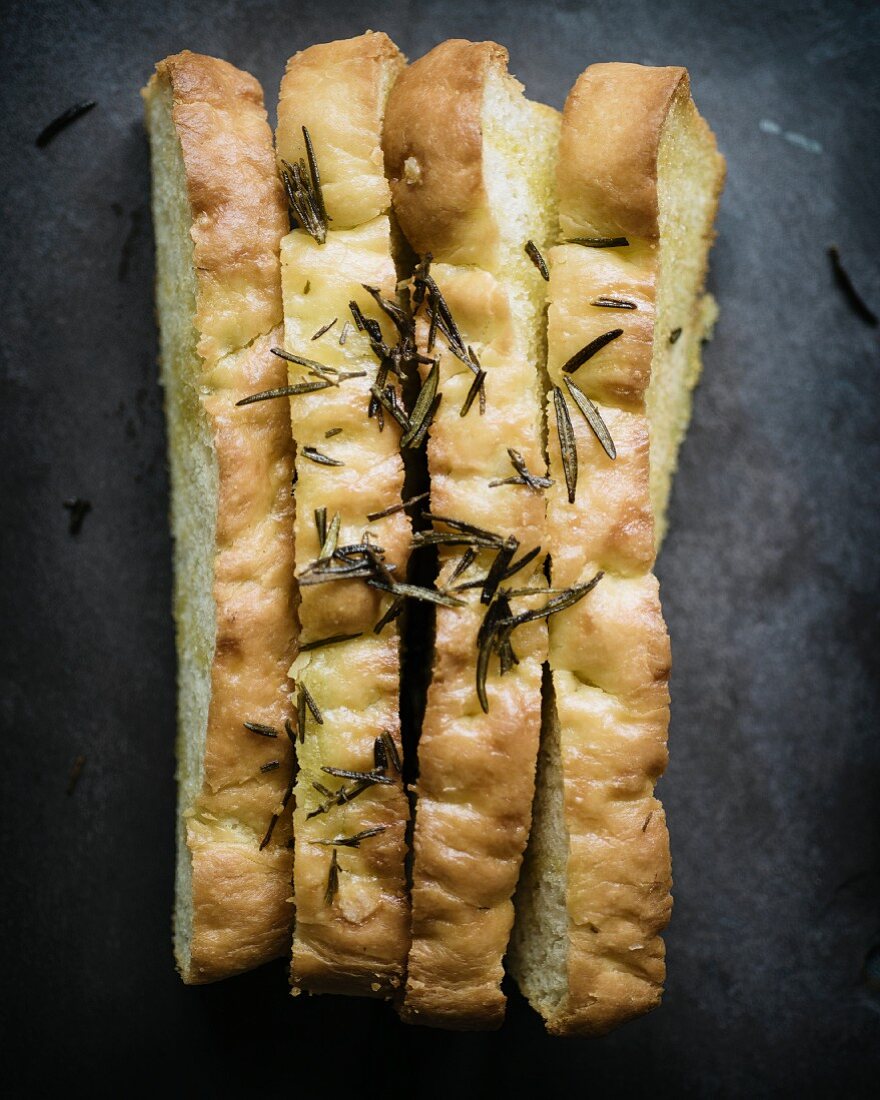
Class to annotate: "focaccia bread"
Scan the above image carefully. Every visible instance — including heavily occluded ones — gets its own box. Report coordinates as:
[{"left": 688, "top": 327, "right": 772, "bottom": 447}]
[
  {"left": 276, "top": 32, "right": 412, "bottom": 998},
  {"left": 509, "top": 63, "right": 725, "bottom": 1035},
  {"left": 143, "top": 52, "right": 297, "bottom": 983},
  {"left": 384, "top": 39, "right": 561, "bottom": 1029}
]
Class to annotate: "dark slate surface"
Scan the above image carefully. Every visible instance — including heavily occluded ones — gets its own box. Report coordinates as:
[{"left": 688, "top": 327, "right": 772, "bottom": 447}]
[{"left": 1, "top": 0, "right": 878, "bottom": 1094}]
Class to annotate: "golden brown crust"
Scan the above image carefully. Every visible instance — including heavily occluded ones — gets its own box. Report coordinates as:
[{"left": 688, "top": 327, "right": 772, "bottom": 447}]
[
  {"left": 530, "top": 62, "right": 698, "bottom": 1036},
  {"left": 277, "top": 35, "right": 411, "bottom": 998},
  {"left": 185, "top": 335, "right": 298, "bottom": 987},
  {"left": 383, "top": 40, "right": 507, "bottom": 266},
  {"left": 153, "top": 51, "right": 289, "bottom": 366},
  {"left": 557, "top": 64, "right": 687, "bottom": 242},
  {"left": 386, "top": 42, "right": 555, "bottom": 1029},
  {"left": 145, "top": 53, "right": 296, "bottom": 983},
  {"left": 277, "top": 32, "right": 406, "bottom": 229}
]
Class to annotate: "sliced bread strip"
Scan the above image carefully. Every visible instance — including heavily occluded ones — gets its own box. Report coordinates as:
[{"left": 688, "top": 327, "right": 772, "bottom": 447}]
[
  {"left": 509, "top": 64, "right": 725, "bottom": 1035},
  {"left": 275, "top": 32, "right": 412, "bottom": 998},
  {"left": 384, "top": 40, "right": 561, "bottom": 1029},
  {"left": 143, "top": 52, "right": 297, "bottom": 983}
]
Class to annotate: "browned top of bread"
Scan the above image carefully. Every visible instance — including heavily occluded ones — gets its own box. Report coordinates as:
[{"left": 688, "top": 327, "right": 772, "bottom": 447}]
[
  {"left": 153, "top": 51, "right": 289, "bottom": 365},
  {"left": 277, "top": 31, "right": 405, "bottom": 229},
  {"left": 384, "top": 39, "right": 510, "bottom": 267},
  {"left": 557, "top": 64, "right": 687, "bottom": 241},
  {"left": 512, "top": 60, "right": 723, "bottom": 1037},
  {"left": 144, "top": 51, "right": 297, "bottom": 983}
]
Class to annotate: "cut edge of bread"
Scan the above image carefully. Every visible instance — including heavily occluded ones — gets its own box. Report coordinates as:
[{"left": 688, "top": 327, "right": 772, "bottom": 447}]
[{"left": 144, "top": 77, "right": 217, "bottom": 980}]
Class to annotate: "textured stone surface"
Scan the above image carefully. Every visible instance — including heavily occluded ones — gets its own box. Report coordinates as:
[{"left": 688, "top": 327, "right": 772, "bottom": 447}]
[{"left": 1, "top": 0, "right": 878, "bottom": 1094}]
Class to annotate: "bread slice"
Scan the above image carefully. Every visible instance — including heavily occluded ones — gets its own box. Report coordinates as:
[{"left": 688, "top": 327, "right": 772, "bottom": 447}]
[
  {"left": 509, "top": 64, "right": 725, "bottom": 1035},
  {"left": 275, "top": 32, "right": 412, "bottom": 998},
  {"left": 143, "top": 52, "right": 297, "bottom": 983},
  {"left": 384, "top": 40, "right": 560, "bottom": 1029}
]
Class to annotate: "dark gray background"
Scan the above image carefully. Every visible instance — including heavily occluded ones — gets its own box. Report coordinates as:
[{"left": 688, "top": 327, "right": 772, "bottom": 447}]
[{"left": 1, "top": 0, "right": 878, "bottom": 1095}]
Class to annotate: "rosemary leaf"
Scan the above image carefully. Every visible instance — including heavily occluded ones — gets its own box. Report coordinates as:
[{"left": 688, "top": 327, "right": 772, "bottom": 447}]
[
  {"left": 243, "top": 721, "right": 279, "bottom": 738},
  {"left": 302, "top": 446, "right": 344, "bottom": 467},
  {"left": 236, "top": 380, "right": 330, "bottom": 406},
  {"left": 553, "top": 386, "right": 578, "bottom": 503},
  {"left": 367, "top": 491, "right": 429, "bottom": 522},
  {"left": 591, "top": 296, "right": 637, "bottom": 310},
  {"left": 400, "top": 359, "right": 440, "bottom": 448},
  {"left": 460, "top": 368, "right": 486, "bottom": 418},
  {"left": 324, "top": 849, "right": 340, "bottom": 904},
  {"left": 317, "top": 826, "right": 388, "bottom": 848},
  {"left": 373, "top": 595, "right": 405, "bottom": 634},
  {"left": 322, "top": 766, "right": 394, "bottom": 785},
  {"left": 311, "top": 318, "right": 338, "bottom": 340},
  {"left": 480, "top": 536, "right": 519, "bottom": 605},
  {"left": 568, "top": 236, "right": 629, "bottom": 248},
  {"left": 525, "top": 239, "right": 550, "bottom": 280},
  {"left": 561, "top": 329, "right": 623, "bottom": 374},
  {"left": 564, "top": 376, "right": 617, "bottom": 460}
]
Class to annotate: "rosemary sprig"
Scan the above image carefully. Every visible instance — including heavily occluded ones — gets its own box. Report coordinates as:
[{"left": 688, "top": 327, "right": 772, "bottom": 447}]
[
  {"left": 592, "top": 296, "right": 637, "bottom": 310},
  {"left": 561, "top": 329, "right": 623, "bottom": 374},
  {"left": 306, "top": 778, "right": 374, "bottom": 818},
  {"left": 425, "top": 514, "right": 506, "bottom": 544},
  {"left": 361, "top": 284, "right": 409, "bottom": 335},
  {"left": 302, "top": 446, "right": 344, "bottom": 467},
  {"left": 564, "top": 376, "right": 617, "bottom": 460},
  {"left": 339, "top": 321, "right": 352, "bottom": 345},
  {"left": 489, "top": 448, "right": 552, "bottom": 490},
  {"left": 324, "top": 849, "right": 340, "bottom": 904},
  {"left": 525, "top": 239, "right": 550, "bottom": 280},
  {"left": 553, "top": 386, "right": 578, "bottom": 503},
  {"left": 475, "top": 574, "right": 604, "bottom": 712},
  {"left": 568, "top": 236, "right": 629, "bottom": 248},
  {"left": 317, "top": 826, "right": 388, "bottom": 848},
  {"left": 261, "top": 760, "right": 280, "bottom": 772},
  {"left": 236, "top": 380, "right": 331, "bottom": 406},
  {"left": 369, "top": 384, "right": 410, "bottom": 430},
  {"left": 279, "top": 126, "right": 328, "bottom": 244},
  {"left": 243, "top": 721, "right": 279, "bottom": 738},
  {"left": 312, "top": 318, "right": 338, "bottom": 340},
  {"left": 325, "top": 427, "right": 342, "bottom": 438}
]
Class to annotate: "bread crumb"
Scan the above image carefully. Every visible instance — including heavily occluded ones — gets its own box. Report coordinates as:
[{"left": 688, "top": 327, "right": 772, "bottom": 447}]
[{"left": 403, "top": 156, "right": 422, "bottom": 185}]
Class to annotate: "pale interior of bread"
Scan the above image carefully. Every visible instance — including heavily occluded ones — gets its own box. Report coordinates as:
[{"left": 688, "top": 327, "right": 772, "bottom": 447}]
[
  {"left": 648, "top": 91, "right": 723, "bottom": 543},
  {"left": 483, "top": 68, "right": 559, "bottom": 364},
  {"left": 145, "top": 82, "right": 217, "bottom": 978},
  {"left": 510, "top": 88, "right": 722, "bottom": 1021}
]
